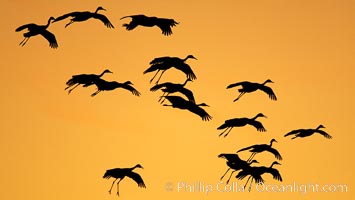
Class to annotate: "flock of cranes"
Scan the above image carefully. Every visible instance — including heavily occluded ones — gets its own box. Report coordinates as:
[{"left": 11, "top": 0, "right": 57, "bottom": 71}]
[
  {"left": 15, "top": 7, "right": 179, "bottom": 49},
  {"left": 16, "top": 5, "right": 334, "bottom": 197}
]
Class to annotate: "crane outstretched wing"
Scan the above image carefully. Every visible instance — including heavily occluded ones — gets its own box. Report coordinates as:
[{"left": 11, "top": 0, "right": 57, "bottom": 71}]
[
  {"left": 176, "top": 87, "right": 195, "bottom": 103},
  {"left": 236, "top": 145, "right": 254, "bottom": 153},
  {"left": 121, "top": 84, "right": 141, "bottom": 96},
  {"left": 173, "top": 62, "right": 197, "bottom": 80},
  {"left": 120, "top": 14, "right": 147, "bottom": 20},
  {"left": 93, "top": 14, "right": 114, "bottom": 28},
  {"left": 144, "top": 63, "right": 170, "bottom": 74},
  {"left": 149, "top": 56, "right": 172, "bottom": 65},
  {"left": 259, "top": 85, "right": 277, "bottom": 100},
  {"left": 150, "top": 82, "right": 171, "bottom": 91},
  {"left": 315, "top": 130, "right": 332, "bottom": 139},
  {"left": 187, "top": 104, "right": 212, "bottom": 121},
  {"left": 226, "top": 81, "right": 249, "bottom": 89},
  {"left": 266, "top": 168, "right": 283, "bottom": 181},
  {"left": 248, "top": 120, "right": 266, "bottom": 132},
  {"left": 284, "top": 129, "right": 302, "bottom": 137},
  {"left": 15, "top": 23, "right": 36, "bottom": 32},
  {"left": 53, "top": 12, "right": 82, "bottom": 22},
  {"left": 218, "top": 153, "right": 242, "bottom": 162},
  {"left": 126, "top": 171, "right": 146, "bottom": 188},
  {"left": 156, "top": 18, "right": 178, "bottom": 35},
  {"left": 267, "top": 148, "right": 283, "bottom": 160},
  {"left": 40, "top": 30, "right": 58, "bottom": 48}
]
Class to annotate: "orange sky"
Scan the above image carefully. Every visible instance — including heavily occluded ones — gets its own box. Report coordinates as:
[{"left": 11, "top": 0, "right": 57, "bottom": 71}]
[{"left": 1, "top": 0, "right": 354, "bottom": 199}]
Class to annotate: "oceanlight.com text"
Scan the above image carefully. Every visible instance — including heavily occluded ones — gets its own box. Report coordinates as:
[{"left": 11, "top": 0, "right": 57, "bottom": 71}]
[{"left": 165, "top": 181, "right": 348, "bottom": 195}]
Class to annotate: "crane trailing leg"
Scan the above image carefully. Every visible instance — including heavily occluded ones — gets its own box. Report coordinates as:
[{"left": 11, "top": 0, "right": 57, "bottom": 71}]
[
  {"left": 19, "top": 37, "right": 30, "bottom": 46},
  {"left": 233, "top": 91, "right": 246, "bottom": 102},
  {"left": 219, "top": 127, "right": 233, "bottom": 137}
]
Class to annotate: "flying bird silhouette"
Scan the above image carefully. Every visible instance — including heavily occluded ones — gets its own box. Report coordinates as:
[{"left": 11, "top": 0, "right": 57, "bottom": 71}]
[
  {"left": 120, "top": 14, "right": 178, "bottom": 35},
  {"left": 162, "top": 96, "right": 212, "bottom": 121},
  {"left": 53, "top": 6, "right": 114, "bottom": 28},
  {"left": 16, "top": 16, "right": 58, "bottom": 48},
  {"left": 91, "top": 78, "right": 140, "bottom": 97},
  {"left": 103, "top": 164, "right": 146, "bottom": 196},
  {"left": 237, "top": 139, "right": 282, "bottom": 162},
  {"left": 218, "top": 113, "right": 267, "bottom": 137},
  {"left": 284, "top": 125, "right": 332, "bottom": 139},
  {"left": 144, "top": 55, "right": 197, "bottom": 84},
  {"left": 218, "top": 153, "right": 259, "bottom": 184},
  {"left": 227, "top": 79, "right": 277, "bottom": 102},
  {"left": 236, "top": 161, "right": 282, "bottom": 191},
  {"left": 150, "top": 78, "right": 195, "bottom": 103},
  {"left": 65, "top": 69, "right": 112, "bottom": 94}
]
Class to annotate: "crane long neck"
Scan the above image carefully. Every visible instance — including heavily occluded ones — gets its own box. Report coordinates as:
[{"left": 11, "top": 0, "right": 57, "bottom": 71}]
[
  {"left": 130, "top": 165, "right": 138, "bottom": 170},
  {"left": 182, "top": 79, "right": 189, "bottom": 86},
  {"left": 45, "top": 18, "right": 53, "bottom": 29},
  {"left": 252, "top": 115, "right": 259, "bottom": 120},
  {"left": 269, "top": 140, "right": 274, "bottom": 147},
  {"left": 98, "top": 71, "right": 106, "bottom": 77},
  {"left": 269, "top": 162, "right": 277, "bottom": 168},
  {"left": 183, "top": 56, "right": 190, "bottom": 62}
]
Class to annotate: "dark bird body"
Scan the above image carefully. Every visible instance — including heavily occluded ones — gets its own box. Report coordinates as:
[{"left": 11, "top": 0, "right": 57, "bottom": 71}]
[
  {"left": 236, "top": 161, "right": 282, "bottom": 191},
  {"left": 53, "top": 6, "right": 114, "bottom": 28},
  {"left": 144, "top": 55, "right": 197, "bottom": 84},
  {"left": 120, "top": 14, "right": 178, "bottom": 35},
  {"left": 162, "top": 96, "right": 212, "bottom": 121},
  {"left": 16, "top": 17, "right": 58, "bottom": 48},
  {"left": 284, "top": 125, "right": 332, "bottom": 139},
  {"left": 218, "top": 113, "right": 267, "bottom": 137},
  {"left": 237, "top": 139, "right": 282, "bottom": 161},
  {"left": 65, "top": 69, "right": 112, "bottom": 94},
  {"left": 218, "top": 153, "right": 259, "bottom": 183},
  {"left": 103, "top": 164, "right": 146, "bottom": 196},
  {"left": 150, "top": 78, "right": 194, "bottom": 103},
  {"left": 227, "top": 79, "right": 277, "bottom": 102},
  {"left": 91, "top": 78, "right": 140, "bottom": 97}
]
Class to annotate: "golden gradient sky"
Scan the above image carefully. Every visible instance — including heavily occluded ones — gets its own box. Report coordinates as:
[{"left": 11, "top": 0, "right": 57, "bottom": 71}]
[{"left": 1, "top": 0, "right": 354, "bottom": 199}]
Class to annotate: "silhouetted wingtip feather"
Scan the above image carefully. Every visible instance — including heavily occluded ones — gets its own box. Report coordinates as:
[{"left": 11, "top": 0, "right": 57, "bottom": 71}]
[
  {"left": 316, "top": 130, "right": 332, "bottom": 139},
  {"left": 93, "top": 14, "right": 114, "bottom": 28},
  {"left": 268, "top": 148, "right": 283, "bottom": 160}
]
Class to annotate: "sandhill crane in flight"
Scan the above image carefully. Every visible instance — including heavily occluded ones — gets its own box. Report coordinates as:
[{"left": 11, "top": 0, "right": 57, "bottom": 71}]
[
  {"left": 150, "top": 78, "right": 195, "bottom": 103},
  {"left": 103, "top": 164, "right": 146, "bottom": 196},
  {"left": 120, "top": 14, "right": 178, "bottom": 36},
  {"left": 236, "top": 161, "right": 282, "bottom": 191},
  {"left": 162, "top": 96, "right": 212, "bottom": 121},
  {"left": 218, "top": 113, "right": 267, "bottom": 137},
  {"left": 65, "top": 69, "right": 112, "bottom": 94},
  {"left": 91, "top": 78, "right": 140, "bottom": 97},
  {"left": 53, "top": 6, "right": 114, "bottom": 28},
  {"left": 284, "top": 125, "right": 332, "bottom": 139},
  {"left": 218, "top": 153, "right": 259, "bottom": 184},
  {"left": 144, "top": 55, "right": 197, "bottom": 84},
  {"left": 237, "top": 139, "right": 282, "bottom": 162},
  {"left": 16, "top": 17, "right": 58, "bottom": 48},
  {"left": 227, "top": 79, "right": 277, "bottom": 102}
]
